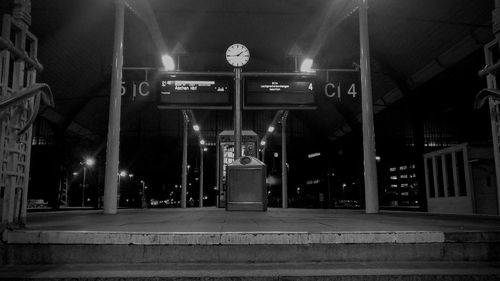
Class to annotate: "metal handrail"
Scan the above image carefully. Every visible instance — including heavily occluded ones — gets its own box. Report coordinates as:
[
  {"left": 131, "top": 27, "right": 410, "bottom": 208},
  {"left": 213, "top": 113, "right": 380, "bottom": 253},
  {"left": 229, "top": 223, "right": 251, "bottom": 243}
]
[
  {"left": 474, "top": 88, "right": 500, "bottom": 109},
  {"left": 0, "top": 83, "right": 53, "bottom": 137}
]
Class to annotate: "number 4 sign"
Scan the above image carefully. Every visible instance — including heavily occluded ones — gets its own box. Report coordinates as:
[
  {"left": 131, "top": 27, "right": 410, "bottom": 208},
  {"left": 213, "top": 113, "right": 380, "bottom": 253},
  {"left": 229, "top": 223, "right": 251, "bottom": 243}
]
[
  {"left": 323, "top": 70, "right": 360, "bottom": 102},
  {"left": 324, "top": 82, "right": 358, "bottom": 101}
]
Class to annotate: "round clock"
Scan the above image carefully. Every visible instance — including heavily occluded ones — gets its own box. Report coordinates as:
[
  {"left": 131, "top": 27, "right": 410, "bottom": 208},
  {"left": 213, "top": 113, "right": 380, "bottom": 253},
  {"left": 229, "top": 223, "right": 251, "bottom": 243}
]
[{"left": 226, "top": 43, "right": 250, "bottom": 67}]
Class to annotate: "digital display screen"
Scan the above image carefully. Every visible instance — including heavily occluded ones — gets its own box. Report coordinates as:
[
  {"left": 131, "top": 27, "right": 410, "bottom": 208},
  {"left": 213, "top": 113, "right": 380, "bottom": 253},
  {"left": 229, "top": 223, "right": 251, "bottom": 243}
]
[
  {"left": 244, "top": 76, "right": 316, "bottom": 109},
  {"left": 157, "top": 75, "right": 232, "bottom": 109}
]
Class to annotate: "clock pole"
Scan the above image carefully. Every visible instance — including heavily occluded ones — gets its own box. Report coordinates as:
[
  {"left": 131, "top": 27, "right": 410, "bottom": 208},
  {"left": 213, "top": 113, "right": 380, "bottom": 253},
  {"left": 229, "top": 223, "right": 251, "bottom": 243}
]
[{"left": 234, "top": 67, "right": 242, "bottom": 159}]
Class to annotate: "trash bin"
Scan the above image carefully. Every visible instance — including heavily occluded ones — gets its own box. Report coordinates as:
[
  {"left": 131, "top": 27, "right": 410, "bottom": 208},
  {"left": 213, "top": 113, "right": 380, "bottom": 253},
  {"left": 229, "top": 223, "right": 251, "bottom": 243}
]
[{"left": 226, "top": 156, "right": 267, "bottom": 211}]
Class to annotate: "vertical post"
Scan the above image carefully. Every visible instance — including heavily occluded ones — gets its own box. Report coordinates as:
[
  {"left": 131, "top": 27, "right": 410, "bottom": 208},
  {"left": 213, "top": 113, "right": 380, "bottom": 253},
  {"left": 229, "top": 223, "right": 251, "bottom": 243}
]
[
  {"left": 199, "top": 147, "right": 204, "bottom": 207},
  {"left": 234, "top": 68, "right": 242, "bottom": 159},
  {"left": 327, "top": 173, "right": 331, "bottom": 209},
  {"left": 82, "top": 166, "right": 86, "bottom": 207},
  {"left": 117, "top": 175, "right": 121, "bottom": 208},
  {"left": 490, "top": 0, "right": 500, "bottom": 214},
  {"left": 281, "top": 111, "right": 288, "bottom": 208},
  {"left": 103, "top": 0, "right": 125, "bottom": 214},
  {"left": 359, "top": 0, "right": 379, "bottom": 213},
  {"left": 181, "top": 115, "right": 188, "bottom": 208}
]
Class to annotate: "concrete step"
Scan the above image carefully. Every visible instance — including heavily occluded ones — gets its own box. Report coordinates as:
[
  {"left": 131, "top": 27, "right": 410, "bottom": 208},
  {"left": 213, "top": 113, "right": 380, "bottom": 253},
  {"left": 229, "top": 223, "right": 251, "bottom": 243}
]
[
  {"left": 0, "top": 262, "right": 499, "bottom": 280},
  {"left": 2, "top": 230, "right": 500, "bottom": 264}
]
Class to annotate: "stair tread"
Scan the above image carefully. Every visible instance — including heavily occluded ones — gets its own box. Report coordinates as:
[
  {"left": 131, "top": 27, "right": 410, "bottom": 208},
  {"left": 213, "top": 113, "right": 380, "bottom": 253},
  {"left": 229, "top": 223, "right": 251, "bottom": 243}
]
[{"left": 1, "top": 262, "right": 499, "bottom": 279}]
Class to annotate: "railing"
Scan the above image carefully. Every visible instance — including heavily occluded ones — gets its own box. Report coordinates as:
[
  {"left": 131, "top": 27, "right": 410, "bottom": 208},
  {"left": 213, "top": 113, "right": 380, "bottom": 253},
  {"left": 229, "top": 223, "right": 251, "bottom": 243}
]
[{"left": 0, "top": 83, "right": 53, "bottom": 138}]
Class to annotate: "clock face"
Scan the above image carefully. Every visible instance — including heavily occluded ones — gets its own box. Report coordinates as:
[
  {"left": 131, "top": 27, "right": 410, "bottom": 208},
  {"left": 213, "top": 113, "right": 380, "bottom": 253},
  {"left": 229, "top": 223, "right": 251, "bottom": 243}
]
[{"left": 226, "top": 43, "right": 250, "bottom": 67}]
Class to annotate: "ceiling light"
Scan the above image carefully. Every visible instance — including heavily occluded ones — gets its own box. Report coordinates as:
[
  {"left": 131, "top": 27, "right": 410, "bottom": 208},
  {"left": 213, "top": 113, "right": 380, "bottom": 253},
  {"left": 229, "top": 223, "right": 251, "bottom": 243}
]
[
  {"left": 300, "top": 58, "right": 314, "bottom": 72},
  {"left": 161, "top": 54, "right": 175, "bottom": 71}
]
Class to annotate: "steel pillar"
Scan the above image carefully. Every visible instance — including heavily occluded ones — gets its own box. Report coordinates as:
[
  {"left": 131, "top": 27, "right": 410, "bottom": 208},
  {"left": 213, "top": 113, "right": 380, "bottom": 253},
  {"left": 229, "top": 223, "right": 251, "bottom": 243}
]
[
  {"left": 199, "top": 147, "right": 204, "bottom": 207},
  {"left": 359, "top": 0, "right": 379, "bottom": 213},
  {"left": 103, "top": 0, "right": 125, "bottom": 214},
  {"left": 181, "top": 112, "right": 188, "bottom": 209},
  {"left": 234, "top": 68, "right": 242, "bottom": 159},
  {"left": 281, "top": 111, "right": 288, "bottom": 208}
]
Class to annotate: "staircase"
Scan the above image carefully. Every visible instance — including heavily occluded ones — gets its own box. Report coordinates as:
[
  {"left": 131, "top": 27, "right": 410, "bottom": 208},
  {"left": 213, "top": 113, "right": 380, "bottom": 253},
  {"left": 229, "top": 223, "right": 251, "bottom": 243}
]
[{"left": 1, "top": 229, "right": 499, "bottom": 280}]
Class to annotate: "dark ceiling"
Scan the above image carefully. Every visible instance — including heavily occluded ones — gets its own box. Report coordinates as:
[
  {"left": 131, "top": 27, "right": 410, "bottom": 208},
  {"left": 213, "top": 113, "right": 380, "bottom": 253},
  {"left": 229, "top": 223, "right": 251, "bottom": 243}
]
[{"left": 1, "top": 0, "right": 495, "bottom": 143}]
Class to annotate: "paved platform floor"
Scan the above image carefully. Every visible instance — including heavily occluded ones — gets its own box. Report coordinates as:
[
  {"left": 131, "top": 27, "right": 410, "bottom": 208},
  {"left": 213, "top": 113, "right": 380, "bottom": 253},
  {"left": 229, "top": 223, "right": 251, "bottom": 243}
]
[{"left": 21, "top": 207, "right": 500, "bottom": 233}]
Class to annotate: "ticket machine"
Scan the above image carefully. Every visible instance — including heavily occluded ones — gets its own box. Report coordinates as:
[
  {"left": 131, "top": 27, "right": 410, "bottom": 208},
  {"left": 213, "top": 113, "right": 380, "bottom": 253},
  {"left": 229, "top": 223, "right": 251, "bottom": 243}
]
[{"left": 216, "top": 130, "right": 259, "bottom": 208}]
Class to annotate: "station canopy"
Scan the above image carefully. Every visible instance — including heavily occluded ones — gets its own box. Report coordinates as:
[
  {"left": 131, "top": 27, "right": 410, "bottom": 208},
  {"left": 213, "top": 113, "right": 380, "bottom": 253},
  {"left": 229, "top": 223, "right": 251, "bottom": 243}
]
[{"left": 2, "top": 0, "right": 492, "bottom": 143}]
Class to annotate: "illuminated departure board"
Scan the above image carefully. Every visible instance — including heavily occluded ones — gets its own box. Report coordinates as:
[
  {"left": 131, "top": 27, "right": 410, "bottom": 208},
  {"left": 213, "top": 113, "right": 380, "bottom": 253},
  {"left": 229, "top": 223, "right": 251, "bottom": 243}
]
[
  {"left": 157, "top": 75, "right": 232, "bottom": 109},
  {"left": 244, "top": 76, "right": 317, "bottom": 109}
]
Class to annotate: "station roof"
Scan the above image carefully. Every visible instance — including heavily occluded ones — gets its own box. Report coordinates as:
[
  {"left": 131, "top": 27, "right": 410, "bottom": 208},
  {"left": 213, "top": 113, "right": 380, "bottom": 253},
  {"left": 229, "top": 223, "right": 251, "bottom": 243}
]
[{"left": 0, "top": 0, "right": 494, "bottom": 143}]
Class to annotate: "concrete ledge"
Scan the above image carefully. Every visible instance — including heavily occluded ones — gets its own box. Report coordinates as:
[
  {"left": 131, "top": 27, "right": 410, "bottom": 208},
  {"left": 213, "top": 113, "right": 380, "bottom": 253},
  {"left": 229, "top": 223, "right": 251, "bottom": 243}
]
[
  {"left": 5, "top": 230, "right": 446, "bottom": 245},
  {"left": 7, "top": 243, "right": 499, "bottom": 264},
  {"left": 1, "top": 262, "right": 500, "bottom": 280}
]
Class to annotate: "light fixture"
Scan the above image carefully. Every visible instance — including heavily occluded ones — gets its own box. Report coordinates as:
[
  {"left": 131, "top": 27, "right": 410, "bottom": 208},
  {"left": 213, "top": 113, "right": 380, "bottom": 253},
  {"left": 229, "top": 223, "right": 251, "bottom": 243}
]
[
  {"left": 129, "top": 173, "right": 134, "bottom": 178},
  {"left": 200, "top": 139, "right": 205, "bottom": 145},
  {"left": 193, "top": 125, "right": 200, "bottom": 131},
  {"left": 300, "top": 58, "right": 314, "bottom": 72},
  {"left": 260, "top": 140, "right": 266, "bottom": 146},
  {"left": 267, "top": 126, "right": 275, "bottom": 133},
  {"left": 161, "top": 54, "right": 175, "bottom": 71},
  {"left": 203, "top": 147, "right": 208, "bottom": 152},
  {"left": 84, "top": 158, "right": 95, "bottom": 166},
  {"left": 119, "top": 170, "right": 128, "bottom": 177},
  {"left": 73, "top": 172, "right": 78, "bottom": 176}
]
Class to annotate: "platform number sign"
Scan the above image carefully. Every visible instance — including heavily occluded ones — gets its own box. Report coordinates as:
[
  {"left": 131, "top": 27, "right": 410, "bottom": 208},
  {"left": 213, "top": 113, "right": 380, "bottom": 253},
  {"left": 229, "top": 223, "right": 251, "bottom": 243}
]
[{"left": 323, "top": 71, "right": 360, "bottom": 102}]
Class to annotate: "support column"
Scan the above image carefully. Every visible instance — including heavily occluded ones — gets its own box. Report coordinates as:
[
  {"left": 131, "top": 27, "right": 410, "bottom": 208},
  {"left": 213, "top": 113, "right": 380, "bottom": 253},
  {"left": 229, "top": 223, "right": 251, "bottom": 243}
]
[
  {"left": 103, "top": 0, "right": 124, "bottom": 214},
  {"left": 199, "top": 147, "right": 204, "bottom": 207},
  {"left": 82, "top": 166, "right": 86, "bottom": 207},
  {"left": 281, "top": 111, "right": 288, "bottom": 208},
  {"left": 491, "top": 0, "right": 500, "bottom": 215},
  {"left": 234, "top": 68, "right": 242, "bottom": 159},
  {"left": 359, "top": 0, "right": 379, "bottom": 214},
  {"left": 181, "top": 113, "right": 188, "bottom": 208}
]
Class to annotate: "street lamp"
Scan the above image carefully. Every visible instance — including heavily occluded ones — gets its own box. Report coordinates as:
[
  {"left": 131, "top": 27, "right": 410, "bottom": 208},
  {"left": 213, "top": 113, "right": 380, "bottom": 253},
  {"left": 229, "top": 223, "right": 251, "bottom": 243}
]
[
  {"left": 118, "top": 170, "right": 128, "bottom": 207},
  {"left": 140, "top": 180, "right": 147, "bottom": 208},
  {"left": 81, "top": 157, "right": 95, "bottom": 207}
]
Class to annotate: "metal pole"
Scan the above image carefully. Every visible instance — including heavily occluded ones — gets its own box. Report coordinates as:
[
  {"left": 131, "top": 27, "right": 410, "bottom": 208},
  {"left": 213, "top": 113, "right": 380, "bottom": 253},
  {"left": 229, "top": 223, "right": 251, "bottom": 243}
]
[
  {"left": 327, "top": 173, "right": 331, "bottom": 209},
  {"left": 262, "top": 147, "right": 266, "bottom": 163},
  {"left": 200, "top": 147, "right": 204, "bottom": 207},
  {"left": 141, "top": 181, "right": 146, "bottom": 208},
  {"left": 281, "top": 111, "right": 288, "bottom": 208},
  {"left": 181, "top": 117, "right": 188, "bottom": 208},
  {"left": 117, "top": 175, "right": 120, "bottom": 208},
  {"left": 82, "top": 167, "right": 86, "bottom": 207},
  {"left": 234, "top": 68, "right": 242, "bottom": 159},
  {"left": 489, "top": 0, "right": 500, "bottom": 215},
  {"left": 359, "top": 0, "right": 379, "bottom": 213},
  {"left": 103, "top": 0, "right": 125, "bottom": 214}
]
